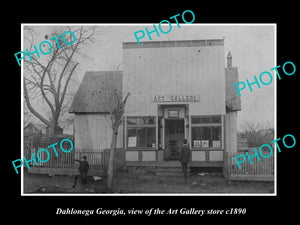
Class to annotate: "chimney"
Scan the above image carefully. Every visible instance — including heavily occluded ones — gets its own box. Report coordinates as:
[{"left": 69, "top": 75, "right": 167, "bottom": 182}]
[{"left": 227, "top": 51, "right": 232, "bottom": 68}]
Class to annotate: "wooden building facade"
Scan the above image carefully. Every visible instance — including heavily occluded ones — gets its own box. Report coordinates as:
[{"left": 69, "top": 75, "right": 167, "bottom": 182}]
[{"left": 69, "top": 39, "right": 241, "bottom": 168}]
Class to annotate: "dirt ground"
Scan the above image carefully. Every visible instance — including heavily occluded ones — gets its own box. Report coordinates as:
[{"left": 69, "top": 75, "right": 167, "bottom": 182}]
[{"left": 23, "top": 169, "right": 274, "bottom": 194}]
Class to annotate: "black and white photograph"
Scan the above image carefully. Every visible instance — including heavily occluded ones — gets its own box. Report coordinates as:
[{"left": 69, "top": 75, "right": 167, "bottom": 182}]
[
  {"left": 20, "top": 24, "right": 276, "bottom": 195},
  {"left": 4, "top": 4, "right": 299, "bottom": 221}
]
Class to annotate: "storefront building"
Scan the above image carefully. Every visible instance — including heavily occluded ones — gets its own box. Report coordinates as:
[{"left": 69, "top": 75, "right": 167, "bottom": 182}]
[{"left": 69, "top": 39, "right": 241, "bottom": 167}]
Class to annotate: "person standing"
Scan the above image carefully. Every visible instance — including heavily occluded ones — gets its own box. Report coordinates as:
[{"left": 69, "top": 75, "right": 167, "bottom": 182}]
[
  {"left": 75, "top": 156, "right": 89, "bottom": 185},
  {"left": 178, "top": 139, "right": 191, "bottom": 180}
]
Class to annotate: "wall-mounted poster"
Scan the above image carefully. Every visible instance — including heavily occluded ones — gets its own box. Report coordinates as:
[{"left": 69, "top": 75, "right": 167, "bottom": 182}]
[
  {"left": 128, "top": 136, "right": 137, "bottom": 147},
  {"left": 194, "top": 140, "right": 201, "bottom": 147},
  {"left": 213, "top": 140, "right": 221, "bottom": 147},
  {"left": 201, "top": 140, "right": 209, "bottom": 148}
]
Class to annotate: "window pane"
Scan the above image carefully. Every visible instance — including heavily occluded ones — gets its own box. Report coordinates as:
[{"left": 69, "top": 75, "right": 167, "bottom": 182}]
[
  {"left": 200, "top": 117, "right": 211, "bottom": 124},
  {"left": 137, "top": 127, "right": 146, "bottom": 147},
  {"left": 212, "top": 126, "right": 221, "bottom": 147},
  {"left": 191, "top": 117, "right": 201, "bottom": 124},
  {"left": 127, "top": 128, "right": 137, "bottom": 147},
  {"left": 169, "top": 120, "right": 184, "bottom": 133},
  {"left": 192, "top": 127, "right": 202, "bottom": 147},
  {"left": 127, "top": 128, "right": 136, "bottom": 136},
  {"left": 191, "top": 116, "right": 221, "bottom": 124},
  {"left": 147, "top": 117, "right": 156, "bottom": 124},
  {"left": 127, "top": 118, "right": 137, "bottom": 125},
  {"left": 146, "top": 127, "right": 156, "bottom": 148},
  {"left": 202, "top": 127, "right": 211, "bottom": 147},
  {"left": 192, "top": 127, "right": 217, "bottom": 147},
  {"left": 127, "top": 118, "right": 156, "bottom": 148},
  {"left": 191, "top": 116, "right": 210, "bottom": 124},
  {"left": 211, "top": 116, "right": 221, "bottom": 123},
  {"left": 212, "top": 126, "right": 221, "bottom": 140},
  {"left": 128, "top": 117, "right": 156, "bottom": 125},
  {"left": 136, "top": 118, "right": 145, "bottom": 125}
]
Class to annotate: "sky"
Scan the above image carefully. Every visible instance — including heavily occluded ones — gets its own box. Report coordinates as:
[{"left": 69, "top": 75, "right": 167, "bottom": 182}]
[{"left": 24, "top": 24, "right": 275, "bottom": 132}]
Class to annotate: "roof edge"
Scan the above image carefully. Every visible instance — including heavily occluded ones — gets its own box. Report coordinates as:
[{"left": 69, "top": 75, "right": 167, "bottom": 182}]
[{"left": 123, "top": 39, "right": 224, "bottom": 49}]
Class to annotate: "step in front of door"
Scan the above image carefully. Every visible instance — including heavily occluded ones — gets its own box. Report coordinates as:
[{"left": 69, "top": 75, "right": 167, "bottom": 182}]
[{"left": 156, "top": 167, "right": 190, "bottom": 177}]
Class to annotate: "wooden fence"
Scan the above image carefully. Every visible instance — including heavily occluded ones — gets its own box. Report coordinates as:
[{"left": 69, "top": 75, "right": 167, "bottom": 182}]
[
  {"left": 25, "top": 147, "right": 108, "bottom": 169},
  {"left": 24, "top": 141, "right": 126, "bottom": 176},
  {"left": 224, "top": 149, "right": 274, "bottom": 181}
]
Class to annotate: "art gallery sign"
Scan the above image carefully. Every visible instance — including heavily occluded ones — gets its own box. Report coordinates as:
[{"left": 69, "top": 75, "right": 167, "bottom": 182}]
[{"left": 152, "top": 95, "right": 200, "bottom": 103}]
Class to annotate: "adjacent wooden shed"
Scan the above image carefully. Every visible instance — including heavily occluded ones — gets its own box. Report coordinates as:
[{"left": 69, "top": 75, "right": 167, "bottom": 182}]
[{"left": 69, "top": 71, "right": 123, "bottom": 149}]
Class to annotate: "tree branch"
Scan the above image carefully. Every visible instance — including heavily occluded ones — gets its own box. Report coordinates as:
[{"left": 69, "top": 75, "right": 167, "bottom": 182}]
[
  {"left": 59, "top": 62, "right": 79, "bottom": 109},
  {"left": 23, "top": 26, "right": 97, "bottom": 136},
  {"left": 23, "top": 77, "right": 50, "bottom": 126}
]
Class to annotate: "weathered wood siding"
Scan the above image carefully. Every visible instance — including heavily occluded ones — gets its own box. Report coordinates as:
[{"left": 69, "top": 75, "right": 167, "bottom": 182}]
[
  {"left": 123, "top": 44, "right": 226, "bottom": 116},
  {"left": 74, "top": 114, "right": 123, "bottom": 149},
  {"left": 225, "top": 111, "right": 237, "bottom": 152}
]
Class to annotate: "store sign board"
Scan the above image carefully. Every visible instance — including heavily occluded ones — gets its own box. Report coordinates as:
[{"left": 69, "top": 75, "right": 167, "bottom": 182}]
[{"left": 153, "top": 95, "right": 200, "bottom": 103}]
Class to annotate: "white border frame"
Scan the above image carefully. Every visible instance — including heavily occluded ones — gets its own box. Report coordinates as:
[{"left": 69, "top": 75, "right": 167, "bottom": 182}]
[{"left": 20, "top": 23, "right": 277, "bottom": 196}]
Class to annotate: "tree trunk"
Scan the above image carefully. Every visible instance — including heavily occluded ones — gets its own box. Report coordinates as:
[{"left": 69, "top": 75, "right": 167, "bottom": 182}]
[
  {"left": 49, "top": 113, "right": 59, "bottom": 137},
  {"left": 49, "top": 121, "right": 55, "bottom": 137},
  {"left": 106, "top": 127, "right": 118, "bottom": 192}
]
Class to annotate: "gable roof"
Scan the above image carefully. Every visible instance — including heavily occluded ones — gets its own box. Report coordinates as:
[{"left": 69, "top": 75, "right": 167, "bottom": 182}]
[
  {"left": 24, "top": 122, "right": 47, "bottom": 134},
  {"left": 69, "top": 71, "right": 122, "bottom": 113},
  {"left": 225, "top": 67, "right": 242, "bottom": 111}
]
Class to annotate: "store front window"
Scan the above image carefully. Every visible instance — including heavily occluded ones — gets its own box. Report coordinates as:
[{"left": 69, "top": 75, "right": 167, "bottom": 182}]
[
  {"left": 191, "top": 115, "right": 222, "bottom": 149},
  {"left": 127, "top": 117, "right": 156, "bottom": 148}
]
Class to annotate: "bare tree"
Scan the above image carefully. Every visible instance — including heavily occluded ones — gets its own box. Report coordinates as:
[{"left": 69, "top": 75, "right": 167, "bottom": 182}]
[
  {"left": 23, "top": 26, "right": 96, "bottom": 136},
  {"left": 240, "top": 120, "right": 274, "bottom": 147},
  {"left": 106, "top": 86, "right": 130, "bottom": 192}
]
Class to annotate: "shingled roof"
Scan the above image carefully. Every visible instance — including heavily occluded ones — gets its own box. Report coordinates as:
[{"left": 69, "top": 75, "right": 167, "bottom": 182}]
[
  {"left": 70, "top": 69, "right": 241, "bottom": 113},
  {"left": 69, "top": 71, "right": 122, "bottom": 113},
  {"left": 225, "top": 67, "right": 242, "bottom": 111}
]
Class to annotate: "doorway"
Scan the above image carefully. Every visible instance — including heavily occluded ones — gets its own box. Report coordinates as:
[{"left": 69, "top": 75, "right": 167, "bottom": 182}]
[{"left": 164, "top": 119, "right": 185, "bottom": 160}]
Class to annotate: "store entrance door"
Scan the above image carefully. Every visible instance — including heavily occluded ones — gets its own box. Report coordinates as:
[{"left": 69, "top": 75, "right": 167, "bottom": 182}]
[{"left": 164, "top": 119, "right": 184, "bottom": 160}]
